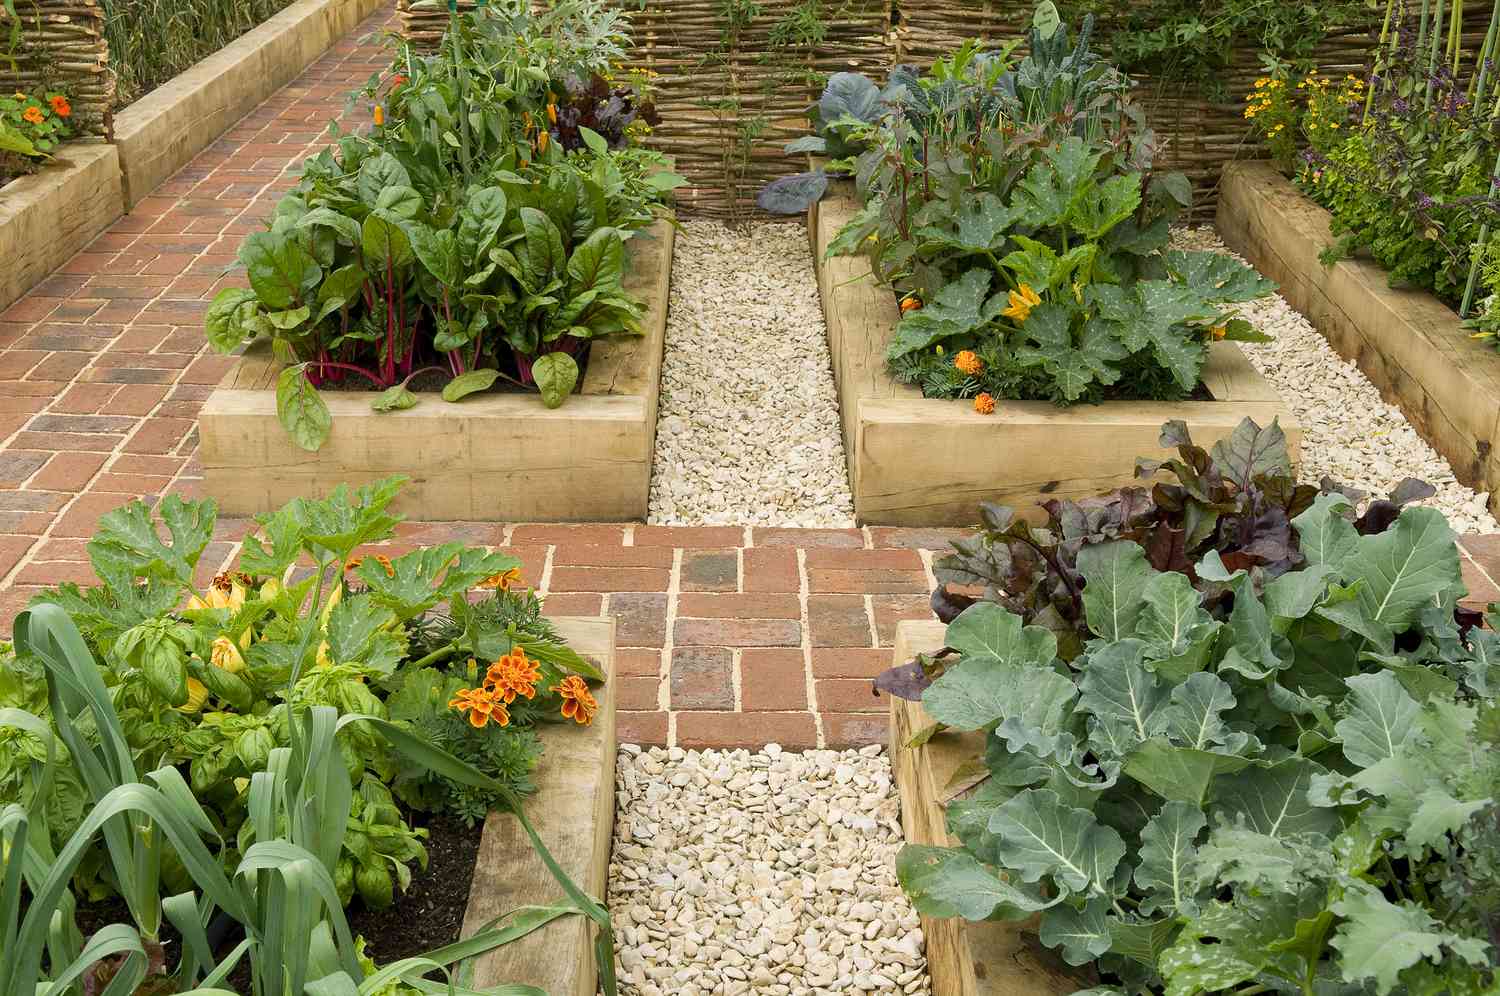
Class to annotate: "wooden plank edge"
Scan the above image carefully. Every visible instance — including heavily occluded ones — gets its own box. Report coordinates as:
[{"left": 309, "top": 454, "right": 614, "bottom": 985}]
[
  {"left": 889, "top": 620, "right": 1083, "bottom": 996},
  {"left": 460, "top": 617, "right": 617, "bottom": 996}
]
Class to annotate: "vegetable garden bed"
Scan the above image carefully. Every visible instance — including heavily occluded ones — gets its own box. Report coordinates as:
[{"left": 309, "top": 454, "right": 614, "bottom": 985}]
[
  {"left": 462, "top": 616, "right": 616, "bottom": 995},
  {"left": 810, "top": 193, "right": 1302, "bottom": 527},
  {"left": 200, "top": 219, "right": 673, "bottom": 520},
  {"left": 890, "top": 619, "right": 1081, "bottom": 996},
  {"left": 0, "top": 142, "right": 123, "bottom": 316},
  {"left": 1218, "top": 160, "right": 1500, "bottom": 520}
]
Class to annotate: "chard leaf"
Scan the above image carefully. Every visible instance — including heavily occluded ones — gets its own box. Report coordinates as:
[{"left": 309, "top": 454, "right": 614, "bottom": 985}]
[
  {"left": 1134, "top": 801, "right": 1207, "bottom": 917},
  {"left": 985, "top": 788, "right": 1126, "bottom": 895},
  {"left": 532, "top": 352, "right": 579, "bottom": 409},
  {"left": 894, "top": 844, "right": 1055, "bottom": 920},
  {"left": 442, "top": 369, "right": 501, "bottom": 403},
  {"left": 371, "top": 385, "right": 418, "bottom": 413},
  {"left": 276, "top": 366, "right": 331, "bottom": 452}
]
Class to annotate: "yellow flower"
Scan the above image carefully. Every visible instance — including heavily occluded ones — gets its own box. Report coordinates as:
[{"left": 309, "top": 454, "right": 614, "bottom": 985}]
[
  {"left": 211, "top": 636, "right": 246, "bottom": 673},
  {"left": 373, "top": 104, "right": 384, "bottom": 126},
  {"left": 176, "top": 678, "right": 209, "bottom": 714},
  {"left": 953, "top": 350, "right": 983, "bottom": 376},
  {"left": 973, "top": 393, "right": 996, "bottom": 415},
  {"left": 1001, "top": 284, "right": 1041, "bottom": 323},
  {"left": 1209, "top": 324, "right": 1228, "bottom": 340}
]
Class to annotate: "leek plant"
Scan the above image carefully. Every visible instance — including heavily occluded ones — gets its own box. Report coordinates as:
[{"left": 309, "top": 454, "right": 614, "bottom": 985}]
[{"left": 3, "top": 601, "right": 618, "bottom": 995}]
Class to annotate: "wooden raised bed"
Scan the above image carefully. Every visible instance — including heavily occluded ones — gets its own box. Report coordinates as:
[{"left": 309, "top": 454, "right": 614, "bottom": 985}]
[
  {"left": 1218, "top": 161, "right": 1500, "bottom": 518},
  {"left": 200, "top": 220, "right": 674, "bottom": 520},
  {"left": 461, "top": 616, "right": 617, "bottom": 995},
  {"left": 890, "top": 620, "right": 1080, "bottom": 996},
  {"left": 0, "top": 142, "right": 124, "bottom": 315},
  {"left": 809, "top": 193, "right": 1301, "bottom": 527}
]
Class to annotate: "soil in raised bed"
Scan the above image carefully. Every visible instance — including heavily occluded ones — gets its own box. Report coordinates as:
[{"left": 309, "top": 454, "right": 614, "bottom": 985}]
[{"left": 69, "top": 813, "right": 482, "bottom": 988}]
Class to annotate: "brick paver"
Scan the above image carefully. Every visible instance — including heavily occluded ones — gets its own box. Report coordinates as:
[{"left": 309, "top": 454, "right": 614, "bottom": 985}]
[{"left": 3, "top": 3, "right": 1500, "bottom": 752}]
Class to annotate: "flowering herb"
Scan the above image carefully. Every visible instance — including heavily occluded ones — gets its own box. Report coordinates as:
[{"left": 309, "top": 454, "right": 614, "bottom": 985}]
[{"left": 0, "top": 89, "right": 73, "bottom": 185}]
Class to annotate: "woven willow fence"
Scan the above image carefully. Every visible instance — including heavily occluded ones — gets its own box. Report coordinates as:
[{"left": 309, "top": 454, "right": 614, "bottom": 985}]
[{"left": 0, "top": 0, "right": 113, "bottom": 138}]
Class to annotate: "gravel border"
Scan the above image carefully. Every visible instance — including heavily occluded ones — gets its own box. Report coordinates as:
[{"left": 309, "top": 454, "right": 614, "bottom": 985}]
[
  {"left": 1176, "top": 226, "right": 1499, "bottom": 535},
  {"left": 648, "top": 221, "right": 855, "bottom": 528},
  {"left": 609, "top": 744, "right": 929, "bottom": 996}
]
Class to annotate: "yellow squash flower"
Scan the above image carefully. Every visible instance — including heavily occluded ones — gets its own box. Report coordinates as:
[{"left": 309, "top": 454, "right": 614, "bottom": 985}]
[{"left": 1001, "top": 284, "right": 1041, "bottom": 323}]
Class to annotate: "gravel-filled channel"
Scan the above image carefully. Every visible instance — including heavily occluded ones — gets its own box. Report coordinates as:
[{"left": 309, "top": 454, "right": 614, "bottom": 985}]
[
  {"left": 609, "top": 744, "right": 929, "bottom": 996},
  {"left": 1176, "top": 227, "right": 1500, "bottom": 535},
  {"left": 648, "top": 221, "right": 855, "bottom": 528}
]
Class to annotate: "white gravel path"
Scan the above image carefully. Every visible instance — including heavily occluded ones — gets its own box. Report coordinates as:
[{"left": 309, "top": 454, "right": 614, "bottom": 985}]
[
  {"left": 1177, "top": 226, "right": 1500, "bottom": 535},
  {"left": 609, "top": 744, "right": 929, "bottom": 996},
  {"left": 649, "top": 221, "right": 855, "bottom": 528}
]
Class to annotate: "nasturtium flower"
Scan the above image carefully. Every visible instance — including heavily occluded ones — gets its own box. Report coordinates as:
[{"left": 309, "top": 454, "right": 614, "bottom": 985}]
[
  {"left": 22, "top": 106, "right": 45, "bottom": 124},
  {"left": 973, "top": 393, "right": 996, "bottom": 415},
  {"left": 49, "top": 95, "right": 70, "bottom": 117},
  {"left": 953, "top": 350, "right": 983, "bottom": 376},
  {"left": 1001, "top": 284, "right": 1041, "bottom": 323},
  {"left": 551, "top": 675, "right": 597, "bottom": 726}
]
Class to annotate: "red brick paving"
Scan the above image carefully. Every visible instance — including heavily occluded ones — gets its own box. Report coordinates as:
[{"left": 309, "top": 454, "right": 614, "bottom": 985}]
[{"left": 2, "top": 3, "right": 1500, "bottom": 754}]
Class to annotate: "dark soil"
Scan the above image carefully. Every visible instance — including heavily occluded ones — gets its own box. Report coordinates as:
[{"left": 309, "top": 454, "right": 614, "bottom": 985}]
[
  {"left": 347, "top": 814, "right": 485, "bottom": 966},
  {"left": 68, "top": 814, "right": 484, "bottom": 989}
]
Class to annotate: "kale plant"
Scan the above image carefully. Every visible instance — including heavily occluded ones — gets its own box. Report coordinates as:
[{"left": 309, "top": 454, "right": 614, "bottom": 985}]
[{"left": 897, "top": 494, "right": 1497, "bottom": 994}]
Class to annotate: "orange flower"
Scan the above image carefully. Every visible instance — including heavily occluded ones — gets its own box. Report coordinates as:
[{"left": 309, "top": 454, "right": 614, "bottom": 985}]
[
  {"left": 551, "top": 675, "right": 597, "bottom": 726},
  {"left": 953, "top": 350, "right": 983, "bottom": 376},
  {"left": 389, "top": 74, "right": 408, "bottom": 91},
  {"left": 483, "top": 650, "right": 541, "bottom": 704},
  {"left": 973, "top": 393, "right": 996, "bottom": 415},
  {"left": 537, "top": 129, "right": 550, "bottom": 153},
  {"left": 448, "top": 686, "right": 510, "bottom": 729},
  {"left": 546, "top": 101, "right": 558, "bottom": 124},
  {"left": 373, "top": 104, "right": 384, "bottom": 126},
  {"left": 477, "top": 566, "right": 523, "bottom": 591},
  {"left": 49, "top": 95, "right": 70, "bottom": 117},
  {"left": 22, "top": 106, "right": 45, "bottom": 124},
  {"left": 899, "top": 295, "right": 922, "bottom": 313},
  {"left": 1209, "top": 324, "right": 1228, "bottom": 340},
  {"left": 347, "top": 554, "right": 395, "bottom": 577}
]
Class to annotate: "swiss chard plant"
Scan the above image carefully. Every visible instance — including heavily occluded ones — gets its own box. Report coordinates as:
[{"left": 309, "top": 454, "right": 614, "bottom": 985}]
[
  {"left": 205, "top": 2, "right": 683, "bottom": 451},
  {"left": 896, "top": 493, "right": 1498, "bottom": 994},
  {"left": 6, "top": 476, "right": 604, "bottom": 914}
]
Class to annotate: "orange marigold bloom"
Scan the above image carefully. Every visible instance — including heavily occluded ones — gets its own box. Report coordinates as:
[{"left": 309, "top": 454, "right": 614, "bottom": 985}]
[
  {"left": 953, "top": 350, "right": 983, "bottom": 376},
  {"left": 551, "top": 675, "right": 597, "bottom": 726},
  {"left": 22, "top": 106, "right": 45, "bottom": 124},
  {"left": 49, "top": 95, "right": 70, "bottom": 117},
  {"left": 899, "top": 295, "right": 922, "bottom": 313},
  {"left": 477, "top": 566, "right": 523, "bottom": 591},
  {"left": 448, "top": 686, "right": 510, "bottom": 729},
  {"left": 484, "top": 650, "right": 541, "bottom": 704},
  {"left": 973, "top": 393, "right": 996, "bottom": 415}
]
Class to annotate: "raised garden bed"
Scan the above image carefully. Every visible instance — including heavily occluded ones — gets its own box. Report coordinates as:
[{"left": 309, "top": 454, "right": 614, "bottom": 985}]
[
  {"left": 0, "top": 142, "right": 124, "bottom": 315},
  {"left": 810, "top": 193, "right": 1302, "bottom": 527},
  {"left": 462, "top": 616, "right": 616, "bottom": 995},
  {"left": 200, "top": 220, "right": 674, "bottom": 521},
  {"left": 1218, "top": 160, "right": 1500, "bottom": 519},
  {"left": 112, "top": 0, "right": 386, "bottom": 207},
  {"left": 889, "top": 619, "right": 1081, "bottom": 996}
]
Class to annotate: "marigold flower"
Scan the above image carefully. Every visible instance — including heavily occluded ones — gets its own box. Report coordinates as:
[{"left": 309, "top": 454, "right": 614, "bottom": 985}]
[
  {"left": 973, "top": 393, "right": 996, "bottom": 415},
  {"left": 551, "top": 675, "right": 597, "bottom": 726},
  {"left": 347, "top": 554, "right": 395, "bottom": 577},
  {"left": 22, "top": 106, "right": 45, "bottom": 124},
  {"left": 373, "top": 104, "right": 384, "bottom": 126},
  {"left": 899, "top": 295, "right": 922, "bottom": 313},
  {"left": 484, "top": 650, "right": 541, "bottom": 704},
  {"left": 953, "top": 350, "right": 983, "bottom": 376},
  {"left": 49, "top": 95, "right": 70, "bottom": 117},
  {"left": 477, "top": 566, "right": 523, "bottom": 591},
  {"left": 449, "top": 686, "right": 510, "bottom": 728},
  {"left": 1001, "top": 284, "right": 1041, "bottom": 323}
]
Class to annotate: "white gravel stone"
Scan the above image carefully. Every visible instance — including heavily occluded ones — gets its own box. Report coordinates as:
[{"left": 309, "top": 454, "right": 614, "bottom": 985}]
[
  {"left": 609, "top": 744, "right": 928, "bottom": 996},
  {"left": 1174, "top": 225, "right": 1499, "bottom": 535},
  {"left": 648, "top": 221, "right": 855, "bottom": 528}
]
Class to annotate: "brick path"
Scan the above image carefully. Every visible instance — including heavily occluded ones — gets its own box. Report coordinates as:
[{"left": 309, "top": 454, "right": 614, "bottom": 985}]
[{"left": 4, "top": 5, "right": 1500, "bottom": 748}]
